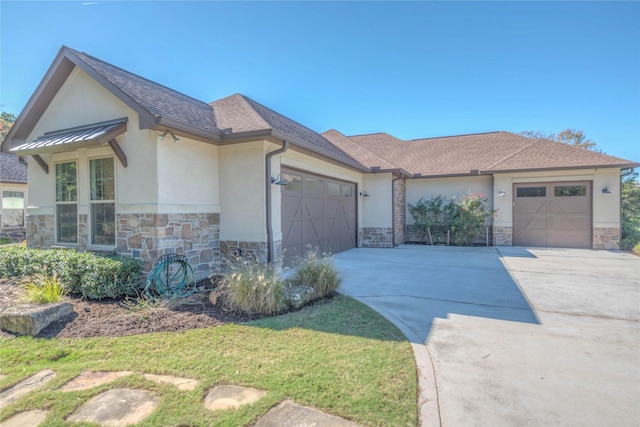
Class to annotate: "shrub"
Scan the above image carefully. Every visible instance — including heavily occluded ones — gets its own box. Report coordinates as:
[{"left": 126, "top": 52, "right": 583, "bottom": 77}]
[
  {"left": 0, "top": 246, "right": 142, "bottom": 299},
  {"left": 292, "top": 250, "right": 341, "bottom": 298},
  {"left": 408, "top": 192, "right": 495, "bottom": 246},
  {"left": 219, "top": 260, "right": 287, "bottom": 315},
  {"left": 0, "top": 237, "right": 11, "bottom": 245},
  {"left": 23, "top": 272, "right": 66, "bottom": 304}
]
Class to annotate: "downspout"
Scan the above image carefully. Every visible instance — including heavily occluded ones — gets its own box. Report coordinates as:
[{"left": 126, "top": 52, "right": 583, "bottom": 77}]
[{"left": 265, "top": 140, "right": 289, "bottom": 264}]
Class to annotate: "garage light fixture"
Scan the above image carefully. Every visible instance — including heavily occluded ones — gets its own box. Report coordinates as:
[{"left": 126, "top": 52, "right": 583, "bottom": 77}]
[
  {"left": 159, "top": 130, "right": 180, "bottom": 143},
  {"left": 270, "top": 174, "right": 287, "bottom": 185},
  {"left": 498, "top": 190, "right": 507, "bottom": 197},
  {"left": 602, "top": 187, "right": 612, "bottom": 194},
  {"left": 359, "top": 191, "right": 369, "bottom": 197}
]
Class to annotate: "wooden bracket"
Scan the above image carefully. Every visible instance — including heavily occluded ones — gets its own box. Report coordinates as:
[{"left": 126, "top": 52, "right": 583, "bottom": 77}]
[
  {"left": 108, "top": 138, "right": 128, "bottom": 167},
  {"left": 32, "top": 154, "right": 49, "bottom": 174}
]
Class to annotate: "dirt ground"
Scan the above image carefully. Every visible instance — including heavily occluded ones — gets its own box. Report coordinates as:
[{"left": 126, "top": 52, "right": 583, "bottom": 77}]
[{"left": 0, "top": 278, "right": 270, "bottom": 339}]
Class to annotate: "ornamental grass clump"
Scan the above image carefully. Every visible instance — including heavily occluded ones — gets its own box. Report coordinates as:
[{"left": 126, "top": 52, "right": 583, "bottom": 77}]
[
  {"left": 219, "top": 260, "right": 287, "bottom": 315},
  {"left": 23, "top": 271, "right": 66, "bottom": 304},
  {"left": 292, "top": 249, "right": 342, "bottom": 298}
]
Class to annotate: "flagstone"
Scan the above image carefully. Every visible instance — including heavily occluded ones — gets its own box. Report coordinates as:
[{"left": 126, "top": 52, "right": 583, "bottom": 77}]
[
  {"left": 60, "top": 371, "right": 133, "bottom": 392},
  {"left": 0, "top": 409, "right": 48, "bottom": 427},
  {"left": 143, "top": 373, "right": 199, "bottom": 391},
  {"left": 203, "top": 385, "right": 266, "bottom": 411},
  {"left": 254, "top": 400, "right": 359, "bottom": 427},
  {"left": 0, "top": 370, "right": 55, "bottom": 408},
  {"left": 67, "top": 388, "right": 158, "bottom": 426}
]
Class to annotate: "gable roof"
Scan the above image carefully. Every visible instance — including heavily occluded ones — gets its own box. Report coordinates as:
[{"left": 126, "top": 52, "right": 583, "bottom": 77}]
[
  {"left": 341, "top": 131, "right": 638, "bottom": 177},
  {"left": 321, "top": 129, "right": 401, "bottom": 171},
  {"left": 211, "top": 94, "right": 367, "bottom": 170},
  {"left": 0, "top": 153, "right": 27, "bottom": 184}
]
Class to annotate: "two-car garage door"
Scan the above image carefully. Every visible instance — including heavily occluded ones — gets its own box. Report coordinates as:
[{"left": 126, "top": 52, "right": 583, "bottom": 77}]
[
  {"left": 513, "top": 181, "right": 592, "bottom": 248},
  {"left": 280, "top": 168, "right": 357, "bottom": 262}
]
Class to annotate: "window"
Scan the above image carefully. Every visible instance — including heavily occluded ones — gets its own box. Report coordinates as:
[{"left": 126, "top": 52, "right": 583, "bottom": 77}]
[
  {"left": 342, "top": 185, "right": 353, "bottom": 197},
  {"left": 517, "top": 186, "right": 546, "bottom": 197},
  {"left": 282, "top": 173, "right": 302, "bottom": 192},
  {"left": 327, "top": 182, "right": 341, "bottom": 196},
  {"left": 306, "top": 178, "right": 324, "bottom": 193},
  {"left": 55, "top": 162, "right": 77, "bottom": 243},
  {"left": 554, "top": 185, "right": 587, "bottom": 197},
  {"left": 1, "top": 191, "right": 25, "bottom": 227},
  {"left": 90, "top": 158, "right": 115, "bottom": 245}
]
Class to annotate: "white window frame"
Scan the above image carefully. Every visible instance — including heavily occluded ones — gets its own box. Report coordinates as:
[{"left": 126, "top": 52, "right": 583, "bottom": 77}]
[
  {"left": 88, "top": 156, "right": 116, "bottom": 248},
  {"left": 55, "top": 161, "right": 78, "bottom": 245},
  {"left": 1, "top": 189, "right": 26, "bottom": 228}
]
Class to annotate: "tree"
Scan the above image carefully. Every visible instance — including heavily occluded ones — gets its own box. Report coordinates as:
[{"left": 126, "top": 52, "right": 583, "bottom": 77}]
[
  {"left": 0, "top": 111, "right": 16, "bottom": 142},
  {"left": 520, "top": 128, "right": 601, "bottom": 152}
]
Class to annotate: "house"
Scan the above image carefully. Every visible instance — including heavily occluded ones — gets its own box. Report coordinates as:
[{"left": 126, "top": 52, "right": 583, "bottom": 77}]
[
  {"left": 2, "top": 46, "right": 637, "bottom": 280},
  {"left": 0, "top": 153, "right": 27, "bottom": 242}
]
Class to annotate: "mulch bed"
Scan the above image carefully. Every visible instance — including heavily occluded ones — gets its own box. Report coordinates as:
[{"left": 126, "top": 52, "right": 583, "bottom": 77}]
[{"left": 0, "top": 278, "right": 273, "bottom": 339}]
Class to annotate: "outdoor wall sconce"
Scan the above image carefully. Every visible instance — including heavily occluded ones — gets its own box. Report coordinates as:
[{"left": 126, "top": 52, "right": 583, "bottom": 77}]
[
  {"left": 159, "top": 130, "right": 180, "bottom": 143},
  {"left": 498, "top": 190, "right": 507, "bottom": 197},
  {"left": 270, "top": 174, "right": 287, "bottom": 185},
  {"left": 602, "top": 187, "right": 612, "bottom": 194},
  {"left": 359, "top": 191, "right": 369, "bottom": 197}
]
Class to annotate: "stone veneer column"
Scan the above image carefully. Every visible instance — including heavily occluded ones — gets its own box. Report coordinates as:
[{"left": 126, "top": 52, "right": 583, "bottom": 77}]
[
  {"left": 393, "top": 178, "right": 406, "bottom": 246},
  {"left": 26, "top": 214, "right": 55, "bottom": 248},
  {"left": 219, "top": 240, "right": 282, "bottom": 265},
  {"left": 116, "top": 213, "right": 220, "bottom": 281},
  {"left": 593, "top": 227, "right": 620, "bottom": 249},
  {"left": 359, "top": 227, "right": 393, "bottom": 248},
  {"left": 493, "top": 226, "right": 513, "bottom": 246}
]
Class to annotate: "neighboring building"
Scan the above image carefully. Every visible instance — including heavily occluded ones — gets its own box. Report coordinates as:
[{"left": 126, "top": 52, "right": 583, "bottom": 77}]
[
  {"left": 2, "top": 46, "right": 637, "bottom": 279},
  {"left": 0, "top": 153, "right": 28, "bottom": 242}
]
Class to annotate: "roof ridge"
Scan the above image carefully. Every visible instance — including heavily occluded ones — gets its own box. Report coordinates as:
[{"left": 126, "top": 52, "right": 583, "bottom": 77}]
[
  {"left": 322, "top": 129, "right": 402, "bottom": 170},
  {"left": 485, "top": 138, "right": 537, "bottom": 170},
  {"left": 239, "top": 94, "right": 323, "bottom": 136},
  {"left": 349, "top": 131, "right": 396, "bottom": 138},
  {"left": 67, "top": 47, "right": 211, "bottom": 107},
  {"left": 410, "top": 131, "right": 503, "bottom": 141}
]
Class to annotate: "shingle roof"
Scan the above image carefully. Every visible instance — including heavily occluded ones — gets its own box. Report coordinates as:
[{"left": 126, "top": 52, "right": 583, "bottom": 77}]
[
  {"left": 67, "top": 48, "right": 218, "bottom": 133},
  {"left": 322, "top": 129, "right": 399, "bottom": 170},
  {"left": 0, "top": 153, "right": 27, "bottom": 183},
  {"left": 343, "top": 131, "right": 638, "bottom": 176},
  {"left": 211, "top": 94, "right": 364, "bottom": 167}
]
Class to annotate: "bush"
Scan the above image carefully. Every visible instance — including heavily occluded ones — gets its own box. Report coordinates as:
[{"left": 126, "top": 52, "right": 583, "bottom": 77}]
[
  {"left": 23, "top": 271, "right": 66, "bottom": 304},
  {"left": 408, "top": 192, "right": 495, "bottom": 246},
  {"left": 0, "top": 246, "right": 142, "bottom": 299},
  {"left": 292, "top": 250, "right": 341, "bottom": 298},
  {"left": 219, "top": 260, "right": 287, "bottom": 315}
]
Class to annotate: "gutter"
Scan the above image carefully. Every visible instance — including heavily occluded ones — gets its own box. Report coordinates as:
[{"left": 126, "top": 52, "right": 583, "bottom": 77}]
[{"left": 265, "top": 140, "right": 289, "bottom": 264}]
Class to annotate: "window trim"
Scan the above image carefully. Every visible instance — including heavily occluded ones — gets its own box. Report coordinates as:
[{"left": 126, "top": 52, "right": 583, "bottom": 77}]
[
  {"left": 88, "top": 156, "right": 117, "bottom": 249},
  {"left": 1, "top": 189, "right": 26, "bottom": 228},
  {"left": 54, "top": 161, "right": 78, "bottom": 245}
]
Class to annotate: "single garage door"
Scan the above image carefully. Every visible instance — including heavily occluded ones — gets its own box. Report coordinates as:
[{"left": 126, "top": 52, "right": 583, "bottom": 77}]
[
  {"left": 513, "top": 181, "right": 592, "bottom": 248},
  {"left": 281, "top": 168, "right": 357, "bottom": 263}
]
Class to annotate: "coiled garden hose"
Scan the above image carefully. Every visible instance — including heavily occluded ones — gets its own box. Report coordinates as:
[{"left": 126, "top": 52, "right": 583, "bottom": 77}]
[{"left": 144, "top": 254, "right": 196, "bottom": 298}]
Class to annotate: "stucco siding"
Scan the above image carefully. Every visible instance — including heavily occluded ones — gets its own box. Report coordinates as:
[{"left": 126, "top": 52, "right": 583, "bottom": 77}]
[{"left": 362, "top": 173, "right": 393, "bottom": 228}]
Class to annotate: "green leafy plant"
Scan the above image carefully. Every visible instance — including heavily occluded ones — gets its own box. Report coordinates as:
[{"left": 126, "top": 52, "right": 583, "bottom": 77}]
[
  {"left": 0, "top": 246, "right": 142, "bottom": 299},
  {"left": 451, "top": 192, "right": 495, "bottom": 246},
  {"left": 408, "top": 192, "right": 495, "bottom": 246},
  {"left": 219, "top": 260, "right": 287, "bottom": 315},
  {"left": 292, "top": 249, "right": 342, "bottom": 298},
  {"left": 0, "top": 237, "right": 11, "bottom": 245},
  {"left": 23, "top": 272, "right": 66, "bottom": 304}
]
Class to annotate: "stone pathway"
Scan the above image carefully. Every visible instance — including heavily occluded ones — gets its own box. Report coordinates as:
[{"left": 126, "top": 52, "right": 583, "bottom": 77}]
[{"left": 0, "top": 369, "right": 359, "bottom": 426}]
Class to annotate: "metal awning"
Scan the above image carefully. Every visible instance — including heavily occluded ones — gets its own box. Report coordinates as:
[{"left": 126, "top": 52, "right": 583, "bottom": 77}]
[{"left": 10, "top": 118, "right": 127, "bottom": 155}]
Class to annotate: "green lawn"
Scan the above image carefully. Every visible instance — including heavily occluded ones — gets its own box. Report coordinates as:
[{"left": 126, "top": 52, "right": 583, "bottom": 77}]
[{"left": 0, "top": 295, "right": 417, "bottom": 426}]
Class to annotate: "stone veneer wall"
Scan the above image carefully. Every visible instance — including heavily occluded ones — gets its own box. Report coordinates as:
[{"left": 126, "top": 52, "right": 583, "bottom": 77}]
[
  {"left": 219, "top": 240, "right": 282, "bottom": 266},
  {"left": 116, "top": 213, "right": 220, "bottom": 281},
  {"left": 393, "top": 178, "right": 406, "bottom": 246},
  {"left": 593, "top": 227, "right": 620, "bottom": 250},
  {"left": 359, "top": 227, "right": 393, "bottom": 248},
  {"left": 26, "top": 214, "right": 55, "bottom": 248},
  {"left": 493, "top": 226, "right": 513, "bottom": 246}
]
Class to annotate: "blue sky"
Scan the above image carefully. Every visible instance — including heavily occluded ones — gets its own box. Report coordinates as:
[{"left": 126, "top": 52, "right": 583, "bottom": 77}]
[{"left": 1, "top": 1, "right": 638, "bottom": 160}]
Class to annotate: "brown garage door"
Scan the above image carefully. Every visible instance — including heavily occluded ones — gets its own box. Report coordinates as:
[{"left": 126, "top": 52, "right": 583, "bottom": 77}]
[
  {"left": 513, "top": 181, "right": 592, "bottom": 248},
  {"left": 281, "top": 168, "right": 357, "bottom": 263}
]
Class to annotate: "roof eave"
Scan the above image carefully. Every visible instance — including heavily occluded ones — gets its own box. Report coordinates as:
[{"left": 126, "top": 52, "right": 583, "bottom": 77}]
[
  {"left": 154, "top": 117, "right": 221, "bottom": 143},
  {"left": 1, "top": 47, "right": 75, "bottom": 153},
  {"left": 482, "top": 163, "right": 640, "bottom": 175}
]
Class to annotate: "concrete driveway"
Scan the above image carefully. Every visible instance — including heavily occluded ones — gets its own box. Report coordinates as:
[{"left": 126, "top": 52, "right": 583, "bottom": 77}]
[{"left": 333, "top": 245, "right": 640, "bottom": 427}]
